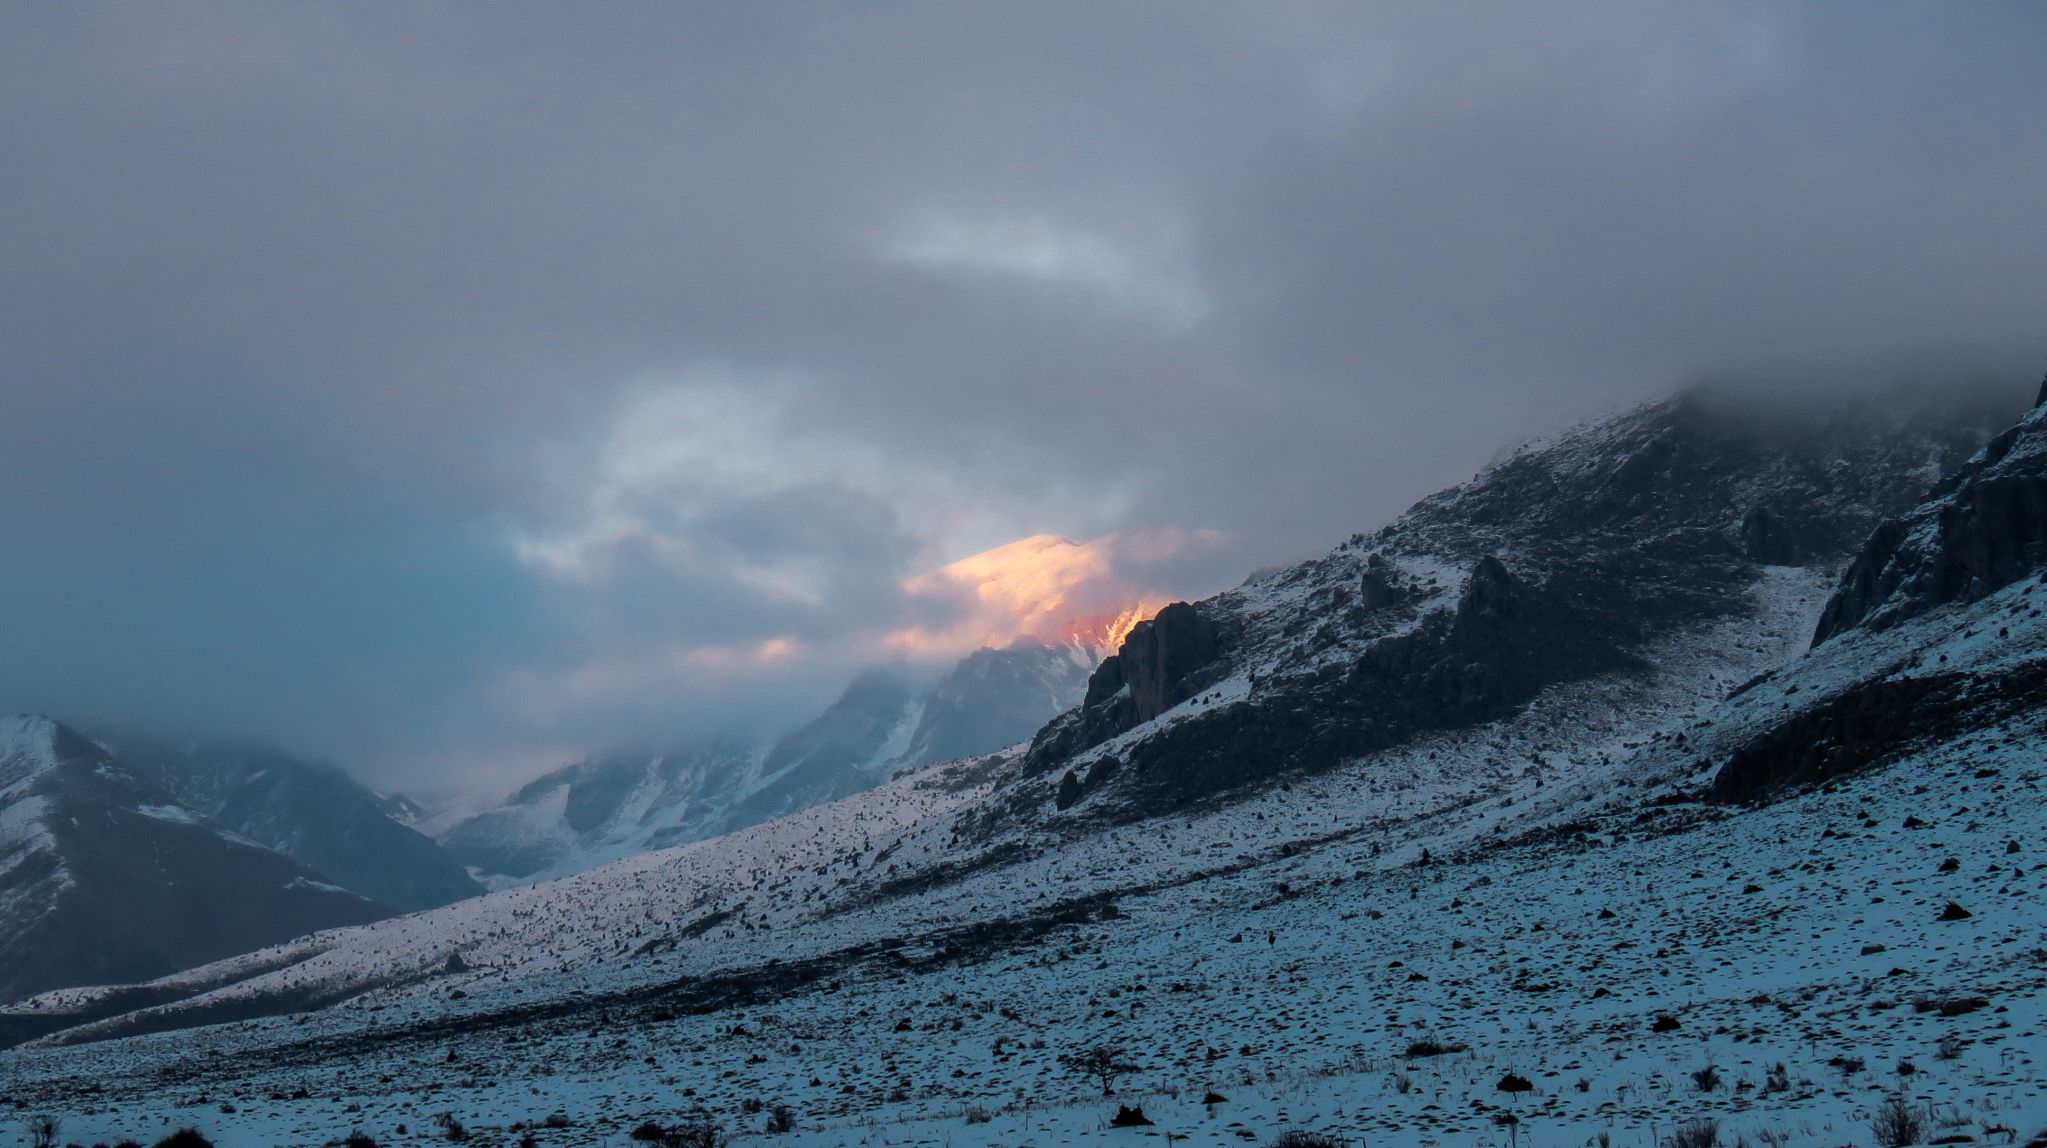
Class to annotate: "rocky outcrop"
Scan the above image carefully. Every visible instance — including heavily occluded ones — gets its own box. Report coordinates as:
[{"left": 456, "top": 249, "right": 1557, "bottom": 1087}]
[
  {"left": 1121, "top": 603, "right": 1221, "bottom": 723},
  {"left": 1813, "top": 399, "right": 2047, "bottom": 644},
  {"left": 1709, "top": 664, "right": 2047, "bottom": 801},
  {"left": 1360, "top": 553, "right": 1410, "bottom": 610},
  {"left": 1022, "top": 602, "right": 1226, "bottom": 780}
]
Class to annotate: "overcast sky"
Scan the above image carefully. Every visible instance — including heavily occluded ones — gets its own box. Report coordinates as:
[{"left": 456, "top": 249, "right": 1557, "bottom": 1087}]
[{"left": 3, "top": 2, "right": 2043, "bottom": 791}]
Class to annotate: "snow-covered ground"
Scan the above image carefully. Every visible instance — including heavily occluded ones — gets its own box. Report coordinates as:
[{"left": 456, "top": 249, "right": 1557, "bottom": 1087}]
[{"left": 5, "top": 574, "right": 2042, "bottom": 1148}]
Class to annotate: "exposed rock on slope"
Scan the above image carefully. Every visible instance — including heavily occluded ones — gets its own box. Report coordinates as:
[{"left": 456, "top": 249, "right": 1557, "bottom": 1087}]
[
  {"left": 1814, "top": 389, "right": 2047, "bottom": 643},
  {"left": 94, "top": 731, "right": 481, "bottom": 912},
  {"left": 0, "top": 716, "right": 388, "bottom": 1004}
]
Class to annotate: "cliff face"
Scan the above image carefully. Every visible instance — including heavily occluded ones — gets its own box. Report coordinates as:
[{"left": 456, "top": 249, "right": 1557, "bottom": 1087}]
[{"left": 1813, "top": 392, "right": 2047, "bottom": 645}]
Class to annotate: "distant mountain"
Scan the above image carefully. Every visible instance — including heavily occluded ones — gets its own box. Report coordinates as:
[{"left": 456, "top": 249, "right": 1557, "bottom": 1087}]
[
  {"left": 438, "top": 735, "right": 761, "bottom": 883},
  {"left": 440, "top": 637, "right": 1098, "bottom": 884},
  {"left": 89, "top": 731, "right": 482, "bottom": 912},
  {"left": 0, "top": 716, "right": 389, "bottom": 1005}
]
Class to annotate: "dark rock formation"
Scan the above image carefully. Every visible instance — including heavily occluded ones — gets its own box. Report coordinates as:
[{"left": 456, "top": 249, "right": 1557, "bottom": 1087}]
[
  {"left": 1360, "top": 553, "right": 1410, "bottom": 610},
  {"left": 1709, "top": 665, "right": 2047, "bottom": 800},
  {"left": 1024, "top": 602, "right": 1227, "bottom": 781},
  {"left": 1054, "top": 769, "right": 1083, "bottom": 811},
  {"left": 1121, "top": 603, "right": 1221, "bottom": 723},
  {"left": 1814, "top": 402, "right": 2047, "bottom": 644}
]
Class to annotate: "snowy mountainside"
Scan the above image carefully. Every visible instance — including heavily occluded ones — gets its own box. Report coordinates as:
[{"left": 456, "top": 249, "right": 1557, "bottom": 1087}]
[
  {"left": 6, "top": 383, "right": 2045, "bottom": 1148},
  {"left": 1011, "top": 384, "right": 2012, "bottom": 820},
  {"left": 6, "top": 530, "right": 2044, "bottom": 1148},
  {"left": 87, "top": 729, "right": 481, "bottom": 912},
  {"left": 0, "top": 716, "right": 390, "bottom": 1009},
  {"left": 439, "top": 638, "right": 1096, "bottom": 886}
]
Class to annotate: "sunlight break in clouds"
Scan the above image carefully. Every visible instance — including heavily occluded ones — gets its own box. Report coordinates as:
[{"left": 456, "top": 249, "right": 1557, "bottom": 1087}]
[{"left": 891, "top": 529, "right": 1223, "bottom": 657}]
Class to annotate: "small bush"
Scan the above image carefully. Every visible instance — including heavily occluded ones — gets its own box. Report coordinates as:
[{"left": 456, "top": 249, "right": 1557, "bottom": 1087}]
[
  {"left": 962, "top": 1105, "right": 996, "bottom": 1125},
  {"left": 1669, "top": 1118, "right": 1719, "bottom": 1148},
  {"left": 1403, "top": 1036, "right": 1467, "bottom": 1058},
  {"left": 342, "top": 1134, "right": 380, "bottom": 1148},
  {"left": 1109, "top": 1106, "right": 1154, "bottom": 1128},
  {"left": 1497, "top": 1073, "right": 1534, "bottom": 1093},
  {"left": 1692, "top": 1064, "right": 1722, "bottom": 1092},
  {"left": 1268, "top": 1133, "right": 1343, "bottom": 1148},
  {"left": 764, "top": 1104, "right": 795, "bottom": 1134},
  {"left": 153, "top": 1133, "right": 215, "bottom": 1148},
  {"left": 1872, "top": 1097, "right": 1927, "bottom": 1148},
  {"left": 630, "top": 1117, "right": 722, "bottom": 1148},
  {"left": 27, "top": 1116, "right": 60, "bottom": 1148}
]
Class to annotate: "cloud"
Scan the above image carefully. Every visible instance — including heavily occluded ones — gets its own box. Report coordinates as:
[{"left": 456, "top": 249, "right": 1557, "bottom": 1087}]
[
  {"left": 0, "top": 3, "right": 2043, "bottom": 785},
  {"left": 881, "top": 212, "right": 1204, "bottom": 327},
  {"left": 894, "top": 529, "right": 1226, "bottom": 657}
]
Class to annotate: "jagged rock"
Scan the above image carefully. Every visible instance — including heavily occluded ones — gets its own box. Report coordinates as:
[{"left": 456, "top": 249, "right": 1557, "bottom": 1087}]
[
  {"left": 1120, "top": 602, "right": 1221, "bottom": 724},
  {"left": 1815, "top": 399, "right": 2047, "bottom": 644},
  {"left": 1054, "top": 770, "right": 1083, "bottom": 811},
  {"left": 1082, "top": 655, "right": 1126, "bottom": 709},
  {"left": 1361, "top": 552, "right": 1410, "bottom": 610},
  {"left": 1022, "top": 604, "right": 1225, "bottom": 776}
]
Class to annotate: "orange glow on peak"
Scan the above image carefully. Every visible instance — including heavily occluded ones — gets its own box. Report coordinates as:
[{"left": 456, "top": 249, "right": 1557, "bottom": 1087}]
[{"left": 889, "top": 532, "right": 1183, "bottom": 658}]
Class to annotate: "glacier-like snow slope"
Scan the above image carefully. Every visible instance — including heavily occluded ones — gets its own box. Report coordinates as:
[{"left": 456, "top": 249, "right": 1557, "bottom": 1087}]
[{"left": 440, "top": 638, "right": 1098, "bottom": 887}]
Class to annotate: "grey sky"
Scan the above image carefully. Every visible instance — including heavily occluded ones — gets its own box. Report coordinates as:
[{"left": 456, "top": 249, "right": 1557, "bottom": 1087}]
[{"left": 3, "top": 2, "right": 2043, "bottom": 790}]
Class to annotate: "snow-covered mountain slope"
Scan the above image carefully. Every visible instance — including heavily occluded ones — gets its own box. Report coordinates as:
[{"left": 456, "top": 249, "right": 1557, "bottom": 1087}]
[
  {"left": 6, "top": 383, "right": 2044, "bottom": 1148},
  {"left": 0, "top": 716, "right": 390, "bottom": 1010},
  {"left": 440, "top": 638, "right": 1096, "bottom": 886},
  {"left": 87, "top": 729, "right": 481, "bottom": 912},
  {"left": 6, "top": 550, "right": 2044, "bottom": 1148},
  {"left": 1014, "top": 384, "right": 2012, "bottom": 820},
  {"left": 438, "top": 735, "right": 763, "bottom": 886}
]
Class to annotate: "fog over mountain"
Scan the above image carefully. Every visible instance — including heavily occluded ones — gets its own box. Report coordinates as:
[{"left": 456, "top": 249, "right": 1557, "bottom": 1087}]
[{"left": 2, "top": 3, "right": 2044, "bottom": 791}]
